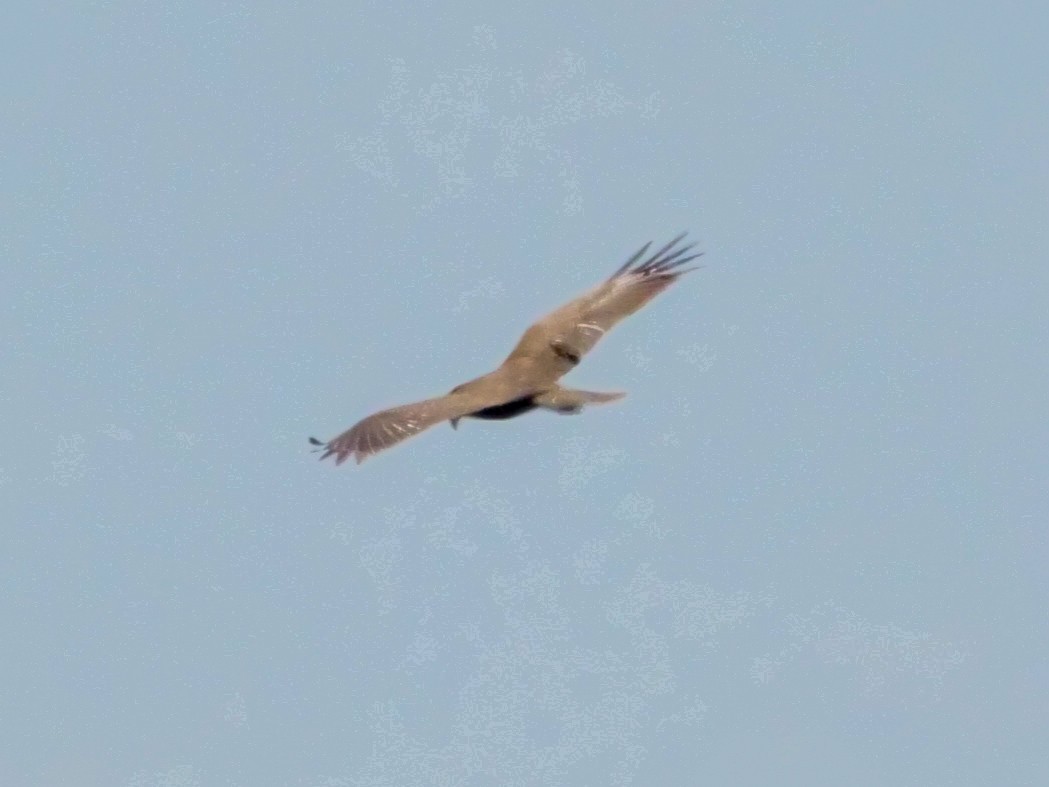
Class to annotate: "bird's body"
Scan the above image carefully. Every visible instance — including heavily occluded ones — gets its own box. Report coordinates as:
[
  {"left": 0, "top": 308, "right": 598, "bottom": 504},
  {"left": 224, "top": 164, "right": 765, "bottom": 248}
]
[
  {"left": 463, "top": 394, "right": 538, "bottom": 421},
  {"left": 451, "top": 385, "right": 627, "bottom": 425},
  {"left": 311, "top": 234, "right": 701, "bottom": 465}
]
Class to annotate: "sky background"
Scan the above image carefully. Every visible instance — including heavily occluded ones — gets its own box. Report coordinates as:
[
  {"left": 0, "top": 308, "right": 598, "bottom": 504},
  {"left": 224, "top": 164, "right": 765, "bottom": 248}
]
[{"left": 3, "top": 2, "right": 1048, "bottom": 785}]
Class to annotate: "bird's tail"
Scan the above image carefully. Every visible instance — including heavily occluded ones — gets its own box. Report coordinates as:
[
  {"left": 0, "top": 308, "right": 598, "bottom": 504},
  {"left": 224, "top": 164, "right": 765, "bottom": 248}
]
[{"left": 534, "top": 386, "right": 626, "bottom": 413}]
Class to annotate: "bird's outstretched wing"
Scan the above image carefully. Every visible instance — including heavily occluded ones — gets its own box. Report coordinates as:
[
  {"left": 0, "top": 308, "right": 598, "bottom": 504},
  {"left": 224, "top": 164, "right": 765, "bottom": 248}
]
[
  {"left": 311, "top": 393, "right": 483, "bottom": 465},
  {"left": 505, "top": 233, "right": 701, "bottom": 369}
]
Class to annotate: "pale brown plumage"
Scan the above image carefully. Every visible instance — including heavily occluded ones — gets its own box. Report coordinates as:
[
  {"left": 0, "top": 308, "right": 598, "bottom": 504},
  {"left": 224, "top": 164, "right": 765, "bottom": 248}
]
[{"left": 311, "top": 233, "right": 701, "bottom": 465}]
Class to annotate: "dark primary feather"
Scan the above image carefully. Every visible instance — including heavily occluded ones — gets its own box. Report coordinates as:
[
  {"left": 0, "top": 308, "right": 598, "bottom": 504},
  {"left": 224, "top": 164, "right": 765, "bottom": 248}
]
[
  {"left": 607, "top": 241, "right": 653, "bottom": 280},
  {"left": 619, "top": 232, "right": 704, "bottom": 279}
]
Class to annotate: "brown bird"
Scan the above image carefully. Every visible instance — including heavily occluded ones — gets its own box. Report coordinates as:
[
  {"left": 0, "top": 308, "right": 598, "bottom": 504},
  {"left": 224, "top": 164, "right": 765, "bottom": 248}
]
[{"left": 310, "top": 233, "right": 702, "bottom": 465}]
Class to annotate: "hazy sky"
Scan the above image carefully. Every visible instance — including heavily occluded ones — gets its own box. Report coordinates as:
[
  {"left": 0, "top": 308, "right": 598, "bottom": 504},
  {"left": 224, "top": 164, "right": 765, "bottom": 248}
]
[{"left": 3, "top": 2, "right": 1047, "bottom": 785}]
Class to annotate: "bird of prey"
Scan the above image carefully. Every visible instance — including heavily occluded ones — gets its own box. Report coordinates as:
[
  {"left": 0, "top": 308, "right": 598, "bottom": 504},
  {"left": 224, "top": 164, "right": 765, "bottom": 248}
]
[{"left": 310, "top": 233, "right": 702, "bottom": 465}]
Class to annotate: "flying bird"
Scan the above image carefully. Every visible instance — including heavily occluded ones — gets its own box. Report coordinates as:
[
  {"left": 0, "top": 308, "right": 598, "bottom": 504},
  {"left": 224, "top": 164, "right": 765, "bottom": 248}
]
[{"left": 310, "top": 233, "right": 702, "bottom": 465}]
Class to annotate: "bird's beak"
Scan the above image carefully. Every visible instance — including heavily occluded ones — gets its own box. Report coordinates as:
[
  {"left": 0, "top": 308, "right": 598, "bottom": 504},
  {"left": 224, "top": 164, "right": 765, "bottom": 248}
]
[{"left": 450, "top": 418, "right": 460, "bottom": 430}]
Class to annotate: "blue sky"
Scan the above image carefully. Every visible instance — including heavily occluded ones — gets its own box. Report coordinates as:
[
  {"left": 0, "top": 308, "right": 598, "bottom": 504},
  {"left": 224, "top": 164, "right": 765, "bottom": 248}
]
[{"left": 3, "top": 2, "right": 1047, "bottom": 785}]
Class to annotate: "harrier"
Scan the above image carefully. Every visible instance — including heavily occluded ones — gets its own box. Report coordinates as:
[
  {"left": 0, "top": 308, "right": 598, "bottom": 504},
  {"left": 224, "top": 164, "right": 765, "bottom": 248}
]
[{"left": 311, "top": 233, "right": 702, "bottom": 465}]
